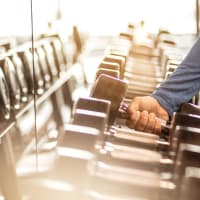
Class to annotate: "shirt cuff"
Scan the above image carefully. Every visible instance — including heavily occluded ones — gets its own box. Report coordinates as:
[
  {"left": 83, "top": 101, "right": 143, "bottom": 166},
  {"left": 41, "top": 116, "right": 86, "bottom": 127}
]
[{"left": 151, "top": 93, "right": 174, "bottom": 117}]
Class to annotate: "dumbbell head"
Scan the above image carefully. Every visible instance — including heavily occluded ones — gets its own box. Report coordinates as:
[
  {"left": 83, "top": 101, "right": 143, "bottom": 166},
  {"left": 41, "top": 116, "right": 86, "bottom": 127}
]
[
  {"left": 174, "top": 144, "right": 200, "bottom": 180},
  {"left": 171, "top": 126, "right": 200, "bottom": 161},
  {"left": 178, "top": 177, "right": 200, "bottom": 200},
  {"left": 32, "top": 48, "right": 45, "bottom": 93},
  {"left": 180, "top": 103, "right": 200, "bottom": 115},
  {"left": 73, "top": 96, "right": 111, "bottom": 116},
  {"left": 96, "top": 68, "right": 120, "bottom": 79},
  {"left": 58, "top": 124, "right": 100, "bottom": 153},
  {"left": 103, "top": 55, "right": 126, "bottom": 78},
  {"left": 105, "top": 48, "right": 127, "bottom": 71},
  {"left": 98, "top": 61, "right": 120, "bottom": 71},
  {"left": 171, "top": 113, "right": 200, "bottom": 132},
  {"left": 35, "top": 46, "right": 52, "bottom": 88},
  {"left": 50, "top": 38, "right": 66, "bottom": 72},
  {"left": 90, "top": 74, "right": 127, "bottom": 125},
  {"left": 119, "top": 32, "right": 133, "bottom": 41},
  {"left": 41, "top": 40, "right": 58, "bottom": 78},
  {"left": 72, "top": 109, "right": 107, "bottom": 136},
  {"left": 170, "top": 113, "right": 200, "bottom": 146},
  {"left": 97, "top": 61, "right": 121, "bottom": 80}
]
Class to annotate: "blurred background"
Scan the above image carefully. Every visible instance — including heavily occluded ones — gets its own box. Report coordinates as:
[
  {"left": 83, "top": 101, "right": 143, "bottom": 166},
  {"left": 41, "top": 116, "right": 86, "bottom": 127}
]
[{"left": 0, "top": 0, "right": 197, "bottom": 37}]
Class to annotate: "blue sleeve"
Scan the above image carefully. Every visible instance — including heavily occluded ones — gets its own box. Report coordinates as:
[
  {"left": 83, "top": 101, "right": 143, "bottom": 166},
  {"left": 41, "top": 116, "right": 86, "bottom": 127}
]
[{"left": 152, "top": 37, "right": 200, "bottom": 117}]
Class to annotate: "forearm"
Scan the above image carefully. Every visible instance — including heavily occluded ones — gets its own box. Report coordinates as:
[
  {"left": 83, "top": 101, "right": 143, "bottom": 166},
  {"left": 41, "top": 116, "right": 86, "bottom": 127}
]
[{"left": 152, "top": 37, "right": 200, "bottom": 117}]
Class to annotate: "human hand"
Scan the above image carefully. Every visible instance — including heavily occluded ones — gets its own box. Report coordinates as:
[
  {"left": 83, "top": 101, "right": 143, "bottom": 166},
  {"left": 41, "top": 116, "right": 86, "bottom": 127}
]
[{"left": 126, "top": 96, "right": 169, "bottom": 134}]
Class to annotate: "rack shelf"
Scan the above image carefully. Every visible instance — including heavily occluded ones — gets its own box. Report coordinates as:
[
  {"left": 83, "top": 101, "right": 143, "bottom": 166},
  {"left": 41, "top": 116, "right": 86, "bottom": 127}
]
[{"left": 0, "top": 65, "right": 76, "bottom": 139}]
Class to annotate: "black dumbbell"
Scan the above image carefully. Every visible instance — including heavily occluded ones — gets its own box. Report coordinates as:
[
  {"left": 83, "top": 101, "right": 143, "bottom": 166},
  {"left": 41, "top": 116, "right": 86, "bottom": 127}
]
[
  {"left": 73, "top": 96, "right": 111, "bottom": 120},
  {"left": 171, "top": 125, "right": 200, "bottom": 163},
  {"left": 55, "top": 123, "right": 172, "bottom": 200},
  {"left": 72, "top": 97, "right": 171, "bottom": 173},
  {"left": 54, "top": 124, "right": 100, "bottom": 185},
  {"left": 49, "top": 38, "right": 66, "bottom": 73},
  {"left": 35, "top": 46, "right": 52, "bottom": 89},
  {"left": 11, "top": 53, "right": 29, "bottom": 102},
  {"left": 72, "top": 109, "right": 107, "bottom": 142},
  {"left": 17, "top": 49, "right": 44, "bottom": 95},
  {"left": 0, "top": 57, "right": 21, "bottom": 110},
  {"left": 97, "top": 61, "right": 121, "bottom": 79},
  {"left": 173, "top": 143, "right": 200, "bottom": 200},
  {"left": 98, "top": 61, "right": 120, "bottom": 71},
  {"left": 96, "top": 68, "right": 120, "bottom": 79},
  {"left": 90, "top": 74, "right": 127, "bottom": 125},
  {"left": 103, "top": 55, "right": 126, "bottom": 78},
  {"left": 179, "top": 103, "right": 200, "bottom": 115},
  {"left": 170, "top": 112, "right": 200, "bottom": 141},
  {"left": 88, "top": 154, "right": 174, "bottom": 200},
  {"left": 41, "top": 41, "right": 59, "bottom": 80},
  {"left": 177, "top": 176, "right": 200, "bottom": 200}
]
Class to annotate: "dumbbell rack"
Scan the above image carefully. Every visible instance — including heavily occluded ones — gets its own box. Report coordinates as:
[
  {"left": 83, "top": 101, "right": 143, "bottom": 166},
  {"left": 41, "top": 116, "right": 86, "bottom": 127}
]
[
  {"left": 0, "top": 33, "right": 85, "bottom": 200},
  {"left": 48, "top": 24, "right": 200, "bottom": 200}
]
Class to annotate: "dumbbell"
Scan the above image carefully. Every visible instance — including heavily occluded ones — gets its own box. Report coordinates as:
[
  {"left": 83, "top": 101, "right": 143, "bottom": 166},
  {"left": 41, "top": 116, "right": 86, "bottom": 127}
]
[
  {"left": 154, "top": 29, "right": 171, "bottom": 47},
  {"left": 73, "top": 96, "right": 168, "bottom": 152},
  {"left": 172, "top": 143, "right": 200, "bottom": 199},
  {"left": 98, "top": 61, "right": 120, "bottom": 72},
  {"left": 11, "top": 53, "right": 29, "bottom": 102},
  {"left": 180, "top": 102, "right": 200, "bottom": 115},
  {"left": 96, "top": 69, "right": 120, "bottom": 79},
  {"left": 49, "top": 37, "right": 66, "bottom": 73},
  {"left": 131, "top": 44, "right": 160, "bottom": 62},
  {"left": 157, "top": 34, "right": 177, "bottom": 49},
  {"left": 88, "top": 153, "right": 174, "bottom": 200},
  {"left": 0, "top": 57, "right": 21, "bottom": 110},
  {"left": 96, "top": 61, "right": 120, "bottom": 79},
  {"left": 102, "top": 55, "right": 126, "bottom": 78},
  {"left": 90, "top": 74, "right": 170, "bottom": 148},
  {"left": 72, "top": 109, "right": 107, "bottom": 137},
  {"left": 119, "top": 32, "right": 133, "bottom": 41},
  {"left": 171, "top": 125, "right": 200, "bottom": 164},
  {"left": 105, "top": 48, "right": 128, "bottom": 67},
  {"left": 35, "top": 45, "right": 52, "bottom": 89},
  {"left": 177, "top": 177, "right": 200, "bottom": 200},
  {"left": 72, "top": 96, "right": 166, "bottom": 152},
  {"left": 73, "top": 96, "right": 111, "bottom": 122},
  {"left": 56, "top": 122, "right": 172, "bottom": 200},
  {"left": 54, "top": 124, "right": 164, "bottom": 199},
  {"left": 17, "top": 49, "right": 44, "bottom": 95},
  {"left": 58, "top": 104, "right": 173, "bottom": 200},
  {"left": 0, "top": 67, "right": 11, "bottom": 120},
  {"left": 41, "top": 40, "right": 59, "bottom": 80},
  {"left": 72, "top": 98, "right": 159, "bottom": 156},
  {"left": 124, "top": 57, "right": 163, "bottom": 80},
  {"left": 54, "top": 123, "right": 100, "bottom": 186},
  {"left": 31, "top": 48, "right": 45, "bottom": 94},
  {"left": 168, "top": 112, "right": 200, "bottom": 159},
  {"left": 90, "top": 74, "right": 127, "bottom": 125},
  {"left": 170, "top": 112, "right": 200, "bottom": 140},
  {"left": 90, "top": 73, "right": 166, "bottom": 128},
  {"left": 71, "top": 98, "right": 170, "bottom": 174}
]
